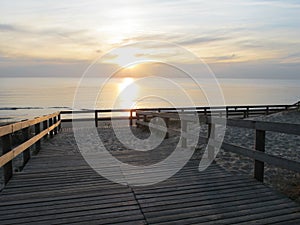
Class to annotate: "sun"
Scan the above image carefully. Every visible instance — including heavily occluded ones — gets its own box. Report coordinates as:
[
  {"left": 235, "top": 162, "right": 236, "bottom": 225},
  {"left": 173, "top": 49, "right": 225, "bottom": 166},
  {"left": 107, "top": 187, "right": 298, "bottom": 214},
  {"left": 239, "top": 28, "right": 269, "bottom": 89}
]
[
  {"left": 103, "top": 46, "right": 149, "bottom": 69},
  {"left": 119, "top": 77, "right": 135, "bottom": 91},
  {"left": 118, "top": 77, "right": 138, "bottom": 108}
]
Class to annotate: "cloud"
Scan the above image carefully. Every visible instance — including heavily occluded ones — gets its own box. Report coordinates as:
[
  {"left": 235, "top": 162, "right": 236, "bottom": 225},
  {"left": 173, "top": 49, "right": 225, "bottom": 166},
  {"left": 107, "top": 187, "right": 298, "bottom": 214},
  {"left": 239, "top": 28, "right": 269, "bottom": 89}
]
[
  {"left": 177, "top": 36, "right": 229, "bottom": 46},
  {"left": 279, "top": 52, "right": 300, "bottom": 64},
  {"left": 0, "top": 24, "right": 21, "bottom": 32},
  {"left": 203, "top": 54, "right": 239, "bottom": 63}
]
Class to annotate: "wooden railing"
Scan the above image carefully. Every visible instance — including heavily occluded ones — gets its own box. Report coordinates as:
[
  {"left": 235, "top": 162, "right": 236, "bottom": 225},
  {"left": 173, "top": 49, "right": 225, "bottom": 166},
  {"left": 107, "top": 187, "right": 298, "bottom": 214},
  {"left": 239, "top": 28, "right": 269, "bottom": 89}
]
[
  {"left": 0, "top": 112, "right": 61, "bottom": 185},
  {"left": 203, "top": 117, "right": 300, "bottom": 182},
  {"left": 61, "top": 109, "right": 136, "bottom": 127},
  {"left": 60, "top": 102, "right": 300, "bottom": 127},
  {"left": 136, "top": 104, "right": 300, "bottom": 182}
]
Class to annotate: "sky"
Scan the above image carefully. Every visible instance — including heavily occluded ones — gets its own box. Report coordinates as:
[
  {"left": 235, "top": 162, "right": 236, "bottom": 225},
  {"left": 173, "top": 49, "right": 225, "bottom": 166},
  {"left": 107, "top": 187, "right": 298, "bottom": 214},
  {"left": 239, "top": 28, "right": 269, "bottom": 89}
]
[{"left": 0, "top": 0, "right": 300, "bottom": 78}]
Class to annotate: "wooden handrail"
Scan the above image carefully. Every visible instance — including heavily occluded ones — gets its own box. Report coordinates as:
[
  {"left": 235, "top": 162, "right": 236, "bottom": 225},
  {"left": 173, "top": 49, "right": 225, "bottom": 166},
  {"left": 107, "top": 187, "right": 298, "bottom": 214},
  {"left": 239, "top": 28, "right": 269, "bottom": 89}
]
[
  {"left": 136, "top": 108, "right": 300, "bottom": 182},
  {"left": 59, "top": 102, "right": 299, "bottom": 127},
  {"left": 0, "top": 120, "right": 60, "bottom": 168},
  {"left": 0, "top": 112, "right": 61, "bottom": 185},
  {"left": 0, "top": 111, "right": 60, "bottom": 137}
]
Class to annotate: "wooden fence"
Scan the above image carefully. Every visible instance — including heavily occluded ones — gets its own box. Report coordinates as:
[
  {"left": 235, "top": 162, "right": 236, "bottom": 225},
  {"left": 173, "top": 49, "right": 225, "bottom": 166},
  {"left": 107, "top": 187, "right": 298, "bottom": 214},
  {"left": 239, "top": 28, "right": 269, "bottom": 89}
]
[
  {"left": 60, "top": 101, "right": 300, "bottom": 127},
  {"left": 1, "top": 101, "right": 298, "bottom": 186},
  {"left": 0, "top": 112, "right": 61, "bottom": 185},
  {"left": 136, "top": 109, "right": 300, "bottom": 182}
]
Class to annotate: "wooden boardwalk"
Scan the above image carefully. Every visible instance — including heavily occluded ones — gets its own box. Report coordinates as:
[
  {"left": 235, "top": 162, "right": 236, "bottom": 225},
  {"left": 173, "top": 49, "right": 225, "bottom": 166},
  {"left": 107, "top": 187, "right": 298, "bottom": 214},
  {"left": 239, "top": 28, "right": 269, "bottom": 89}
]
[{"left": 0, "top": 129, "right": 300, "bottom": 225}]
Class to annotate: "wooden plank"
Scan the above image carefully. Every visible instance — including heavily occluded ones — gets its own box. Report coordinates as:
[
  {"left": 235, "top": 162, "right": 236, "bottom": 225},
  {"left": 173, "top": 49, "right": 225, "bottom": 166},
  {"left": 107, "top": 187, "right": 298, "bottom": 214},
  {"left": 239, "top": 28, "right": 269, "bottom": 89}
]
[
  {"left": 256, "top": 121, "right": 300, "bottom": 135},
  {"left": 210, "top": 117, "right": 300, "bottom": 135},
  {"left": 220, "top": 141, "right": 300, "bottom": 173},
  {"left": 1, "top": 123, "right": 300, "bottom": 224}
]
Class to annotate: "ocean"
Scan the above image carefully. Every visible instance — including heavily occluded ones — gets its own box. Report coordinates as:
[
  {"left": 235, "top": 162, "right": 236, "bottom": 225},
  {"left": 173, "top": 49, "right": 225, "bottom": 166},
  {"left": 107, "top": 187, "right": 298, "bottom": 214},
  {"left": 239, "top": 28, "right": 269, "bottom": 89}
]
[{"left": 0, "top": 77, "right": 299, "bottom": 123}]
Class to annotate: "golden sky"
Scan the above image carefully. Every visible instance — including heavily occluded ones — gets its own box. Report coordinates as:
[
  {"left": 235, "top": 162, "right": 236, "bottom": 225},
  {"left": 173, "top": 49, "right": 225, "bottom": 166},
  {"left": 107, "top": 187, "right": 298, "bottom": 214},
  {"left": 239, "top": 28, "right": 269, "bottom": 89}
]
[{"left": 0, "top": 0, "right": 300, "bottom": 78}]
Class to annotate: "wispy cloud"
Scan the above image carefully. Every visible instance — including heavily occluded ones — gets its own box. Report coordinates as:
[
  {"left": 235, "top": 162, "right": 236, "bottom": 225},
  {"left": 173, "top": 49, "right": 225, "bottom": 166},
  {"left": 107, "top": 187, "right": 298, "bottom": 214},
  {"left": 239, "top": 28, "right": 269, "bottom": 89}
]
[
  {"left": 177, "top": 36, "right": 229, "bottom": 46},
  {"left": 0, "top": 24, "right": 19, "bottom": 32}
]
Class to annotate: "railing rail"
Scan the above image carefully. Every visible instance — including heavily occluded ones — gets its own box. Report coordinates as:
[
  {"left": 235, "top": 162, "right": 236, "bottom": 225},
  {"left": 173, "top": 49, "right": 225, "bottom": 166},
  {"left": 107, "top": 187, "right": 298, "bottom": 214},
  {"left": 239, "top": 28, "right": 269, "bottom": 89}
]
[
  {"left": 136, "top": 107, "right": 300, "bottom": 183},
  {"left": 0, "top": 112, "right": 61, "bottom": 185},
  {"left": 60, "top": 102, "right": 299, "bottom": 127}
]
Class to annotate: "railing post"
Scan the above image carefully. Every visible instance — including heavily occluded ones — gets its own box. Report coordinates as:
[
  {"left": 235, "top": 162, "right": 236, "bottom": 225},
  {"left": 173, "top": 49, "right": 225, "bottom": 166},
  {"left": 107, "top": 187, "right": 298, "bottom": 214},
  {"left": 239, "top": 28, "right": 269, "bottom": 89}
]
[
  {"left": 129, "top": 109, "right": 133, "bottom": 126},
  {"left": 226, "top": 107, "right": 229, "bottom": 118},
  {"left": 34, "top": 122, "right": 41, "bottom": 153},
  {"left": 181, "top": 120, "right": 187, "bottom": 148},
  {"left": 95, "top": 111, "right": 98, "bottom": 127},
  {"left": 22, "top": 127, "right": 31, "bottom": 164},
  {"left": 49, "top": 118, "right": 53, "bottom": 138},
  {"left": 136, "top": 111, "right": 140, "bottom": 128},
  {"left": 43, "top": 120, "right": 48, "bottom": 140},
  {"left": 53, "top": 116, "right": 58, "bottom": 135},
  {"left": 1, "top": 134, "right": 12, "bottom": 184},
  {"left": 207, "top": 123, "right": 215, "bottom": 161},
  {"left": 164, "top": 118, "right": 169, "bottom": 139},
  {"left": 254, "top": 129, "right": 265, "bottom": 182},
  {"left": 58, "top": 113, "right": 61, "bottom": 131}
]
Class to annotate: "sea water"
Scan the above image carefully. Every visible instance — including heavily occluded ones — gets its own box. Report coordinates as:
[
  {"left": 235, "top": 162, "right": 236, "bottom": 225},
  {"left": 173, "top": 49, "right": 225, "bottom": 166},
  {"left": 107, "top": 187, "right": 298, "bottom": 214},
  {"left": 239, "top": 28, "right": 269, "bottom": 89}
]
[{"left": 0, "top": 77, "right": 299, "bottom": 123}]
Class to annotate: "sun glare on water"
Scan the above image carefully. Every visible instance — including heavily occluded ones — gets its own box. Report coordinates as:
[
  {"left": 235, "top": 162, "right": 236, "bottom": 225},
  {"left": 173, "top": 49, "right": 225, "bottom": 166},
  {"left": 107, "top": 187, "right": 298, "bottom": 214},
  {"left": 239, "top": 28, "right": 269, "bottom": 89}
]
[{"left": 118, "top": 77, "right": 138, "bottom": 108}]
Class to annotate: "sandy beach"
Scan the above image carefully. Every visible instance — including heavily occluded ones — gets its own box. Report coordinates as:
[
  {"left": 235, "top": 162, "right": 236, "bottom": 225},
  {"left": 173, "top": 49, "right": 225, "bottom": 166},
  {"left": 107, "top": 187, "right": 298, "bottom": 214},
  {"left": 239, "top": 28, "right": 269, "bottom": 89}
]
[{"left": 1, "top": 110, "right": 300, "bottom": 203}]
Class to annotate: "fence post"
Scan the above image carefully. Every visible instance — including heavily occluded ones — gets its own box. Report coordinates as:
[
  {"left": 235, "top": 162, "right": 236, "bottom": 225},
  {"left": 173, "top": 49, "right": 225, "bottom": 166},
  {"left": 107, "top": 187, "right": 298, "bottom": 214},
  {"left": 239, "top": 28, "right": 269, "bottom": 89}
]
[
  {"left": 226, "top": 107, "right": 229, "bottom": 118},
  {"left": 207, "top": 123, "right": 215, "bottom": 161},
  {"left": 95, "top": 111, "right": 98, "bottom": 127},
  {"left": 136, "top": 111, "right": 140, "bottom": 128},
  {"left": 43, "top": 120, "right": 48, "bottom": 140},
  {"left": 181, "top": 120, "right": 187, "bottom": 148},
  {"left": 34, "top": 122, "right": 41, "bottom": 153},
  {"left": 58, "top": 113, "right": 61, "bottom": 131},
  {"left": 254, "top": 129, "right": 265, "bottom": 182},
  {"left": 164, "top": 118, "right": 169, "bottom": 139},
  {"left": 1, "top": 134, "right": 12, "bottom": 184},
  {"left": 129, "top": 109, "right": 133, "bottom": 126},
  {"left": 49, "top": 118, "right": 53, "bottom": 138},
  {"left": 22, "top": 127, "right": 31, "bottom": 164},
  {"left": 53, "top": 116, "right": 58, "bottom": 135}
]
